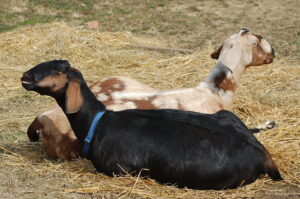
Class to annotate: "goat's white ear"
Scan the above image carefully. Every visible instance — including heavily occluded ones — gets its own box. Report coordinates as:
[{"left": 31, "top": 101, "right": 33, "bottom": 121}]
[
  {"left": 65, "top": 80, "right": 83, "bottom": 114},
  {"left": 211, "top": 45, "right": 223, "bottom": 59}
]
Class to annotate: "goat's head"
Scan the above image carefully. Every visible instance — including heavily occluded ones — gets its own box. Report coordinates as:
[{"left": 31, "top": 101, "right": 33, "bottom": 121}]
[
  {"left": 21, "top": 60, "right": 83, "bottom": 114},
  {"left": 211, "top": 29, "right": 275, "bottom": 67}
]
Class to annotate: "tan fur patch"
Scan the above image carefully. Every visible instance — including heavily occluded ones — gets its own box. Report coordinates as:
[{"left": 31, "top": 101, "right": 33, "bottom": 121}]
[
  {"left": 122, "top": 96, "right": 158, "bottom": 109},
  {"left": 249, "top": 35, "right": 275, "bottom": 66},
  {"left": 250, "top": 46, "right": 274, "bottom": 66},
  {"left": 90, "top": 78, "right": 126, "bottom": 106},
  {"left": 214, "top": 71, "right": 236, "bottom": 92},
  {"left": 37, "top": 72, "right": 68, "bottom": 92},
  {"left": 91, "top": 78, "right": 125, "bottom": 95},
  {"left": 43, "top": 132, "right": 81, "bottom": 160},
  {"left": 219, "top": 78, "right": 237, "bottom": 91},
  {"left": 65, "top": 79, "right": 83, "bottom": 114}
]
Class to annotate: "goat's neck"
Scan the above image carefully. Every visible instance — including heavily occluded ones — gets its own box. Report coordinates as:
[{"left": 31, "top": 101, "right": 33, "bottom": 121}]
[
  {"left": 204, "top": 58, "right": 246, "bottom": 94},
  {"left": 56, "top": 83, "right": 106, "bottom": 144},
  {"left": 221, "top": 55, "right": 246, "bottom": 83}
]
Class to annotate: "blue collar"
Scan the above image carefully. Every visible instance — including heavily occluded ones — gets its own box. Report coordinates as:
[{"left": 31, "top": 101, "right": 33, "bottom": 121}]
[{"left": 83, "top": 111, "right": 105, "bottom": 157}]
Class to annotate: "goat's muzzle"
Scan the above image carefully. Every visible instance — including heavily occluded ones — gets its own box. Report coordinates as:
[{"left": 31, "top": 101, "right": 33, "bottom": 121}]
[
  {"left": 266, "top": 50, "right": 275, "bottom": 64},
  {"left": 21, "top": 72, "right": 36, "bottom": 90}
]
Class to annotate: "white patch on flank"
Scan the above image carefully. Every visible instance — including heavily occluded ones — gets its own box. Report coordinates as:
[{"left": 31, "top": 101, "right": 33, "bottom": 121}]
[
  {"left": 152, "top": 98, "right": 179, "bottom": 109},
  {"left": 111, "top": 92, "right": 155, "bottom": 100},
  {"left": 91, "top": 86, "right": 102, "bottom": 93},
  {"left": 113, "top": 84, "right": 121, "bottom": 89},
  {"left": 111, "top": 89, "right": 192, "bottom": 101},
  {"left": 218, "top": 90, "right": 234, "bottom": 109},
  {"left": 161, "top": 89, "right": 189, "bottom": 96},
  {"left": 122, "top": 101, "right": 137, "bottom": 109},
  {"left": 97, "top": 93, "right": 109, "bottom": 101}
]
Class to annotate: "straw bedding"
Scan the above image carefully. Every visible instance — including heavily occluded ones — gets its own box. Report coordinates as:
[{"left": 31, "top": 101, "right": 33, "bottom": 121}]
[{"left": 0, "top": 22, "right": 299, "bottom": 198}]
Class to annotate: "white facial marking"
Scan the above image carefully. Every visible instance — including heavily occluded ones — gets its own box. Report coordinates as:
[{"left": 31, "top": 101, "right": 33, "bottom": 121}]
[{"left": 260, "top": 39, "right": 272, "bottom": 53}]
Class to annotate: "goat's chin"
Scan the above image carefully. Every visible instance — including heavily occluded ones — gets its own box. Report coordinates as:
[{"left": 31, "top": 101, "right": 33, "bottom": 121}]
[
  {"left": 22, "top": 82, "right": 36, "bottom": 90},
  {"left": 265, "top": 58, "right": 273, "bottom": 64}
]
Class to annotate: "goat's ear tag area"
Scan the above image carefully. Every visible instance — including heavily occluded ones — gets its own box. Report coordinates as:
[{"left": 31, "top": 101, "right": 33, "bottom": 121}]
[
  {"left": 65, "top": 80, "right": 83, "bottom": 114},
  {"left": 211, "top": 45, "right": 223, "bottom": 59}
]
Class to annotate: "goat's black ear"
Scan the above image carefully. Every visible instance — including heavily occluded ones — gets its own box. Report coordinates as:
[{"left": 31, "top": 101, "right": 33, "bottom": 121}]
[
  {"left": 65, "top": 79, "right": 83, "bottom": 114},
  {"left": 211, "top": 45, "right": 223, "bottom": 59}
]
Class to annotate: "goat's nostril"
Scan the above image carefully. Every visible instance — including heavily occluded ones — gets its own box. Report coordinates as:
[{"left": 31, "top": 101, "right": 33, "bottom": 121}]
[
  {"left": 23, "top": 72, "right": 31, "bottom": 78},
  {"left": 22, "top": 72, "right": 34, "bottom": 81}
]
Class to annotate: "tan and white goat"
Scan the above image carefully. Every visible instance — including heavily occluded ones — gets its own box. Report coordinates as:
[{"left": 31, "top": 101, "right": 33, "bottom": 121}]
[{"left": 27, "top": 29, "right": 275, "bottom": 160}]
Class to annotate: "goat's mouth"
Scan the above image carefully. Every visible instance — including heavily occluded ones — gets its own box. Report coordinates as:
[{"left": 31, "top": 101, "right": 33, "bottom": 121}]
[
  {"left": 264, "top": 52, "right": 275, "bottom": 64},
  {"left": 21, "top": 79, "right": 36, "bottom": 90},
  {"left": 21, "top": 80, "right": 33, "bottom": 85},
  {"left": 265, "top": 54, "right": 275, "bottom": 64}
]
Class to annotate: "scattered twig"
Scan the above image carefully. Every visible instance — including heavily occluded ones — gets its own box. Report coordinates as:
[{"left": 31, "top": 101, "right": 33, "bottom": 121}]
[{"left": 126, "top": 44, "right": 194, "bottom": 54}]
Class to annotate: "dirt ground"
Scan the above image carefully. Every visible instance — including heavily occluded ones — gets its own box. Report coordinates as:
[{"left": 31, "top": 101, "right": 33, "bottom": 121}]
[{"left": 0, "top": 0, "right": 299, "bottom": 198}]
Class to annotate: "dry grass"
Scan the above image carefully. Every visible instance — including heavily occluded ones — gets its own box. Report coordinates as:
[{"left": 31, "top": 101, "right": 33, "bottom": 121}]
[
  {"left": 1, "top": 0, "right": 299, "bottom": 63},
  {"left": 0, "top": 22, "right": 299, "bottom": 199}
]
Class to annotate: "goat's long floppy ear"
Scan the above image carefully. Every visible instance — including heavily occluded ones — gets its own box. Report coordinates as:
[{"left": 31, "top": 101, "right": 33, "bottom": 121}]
[
  {"left": 211, "top": 45, "right": 223, "bottom": 59},
  {"left": 65, "top": 79, "right": 83, "bottom": 114}
]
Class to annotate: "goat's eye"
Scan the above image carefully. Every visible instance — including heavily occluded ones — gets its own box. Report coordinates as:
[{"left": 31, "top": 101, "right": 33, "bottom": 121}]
[{"left": 252, "top": 43, "right": 258, "bottom": 46}]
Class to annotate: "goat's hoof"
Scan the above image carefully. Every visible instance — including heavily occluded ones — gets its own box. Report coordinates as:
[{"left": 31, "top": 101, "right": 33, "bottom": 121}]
[{"left": 265, "top": 120, "right": 277, "bottom": 129}]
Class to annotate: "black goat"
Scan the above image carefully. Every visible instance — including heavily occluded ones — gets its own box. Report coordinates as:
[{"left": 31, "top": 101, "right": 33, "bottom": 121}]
[{"left": 21, "top": 60, "right": 282, "bottom": 190}]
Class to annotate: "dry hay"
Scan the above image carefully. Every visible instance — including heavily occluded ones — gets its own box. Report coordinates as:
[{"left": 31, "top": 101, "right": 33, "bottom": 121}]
[{"left": 0, "top": 22, "right": 299, "bottom": 199}]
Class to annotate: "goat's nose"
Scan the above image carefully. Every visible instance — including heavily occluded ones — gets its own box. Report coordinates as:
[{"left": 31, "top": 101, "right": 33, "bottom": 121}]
[
  {"left": 21, "top": 72, "right": 32, "bottom": 81},
  {"left": 271, "top": 48, "right": 275, "bottom": 56}
]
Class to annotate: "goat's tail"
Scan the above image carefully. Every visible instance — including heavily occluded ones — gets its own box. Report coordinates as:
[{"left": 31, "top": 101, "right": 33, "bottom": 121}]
[
  {"left": 264, "top": 151, "right": 283, "bottom": 181},
  {"left": 27, "top": 117, "right": 43, "bottom": 142}
]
